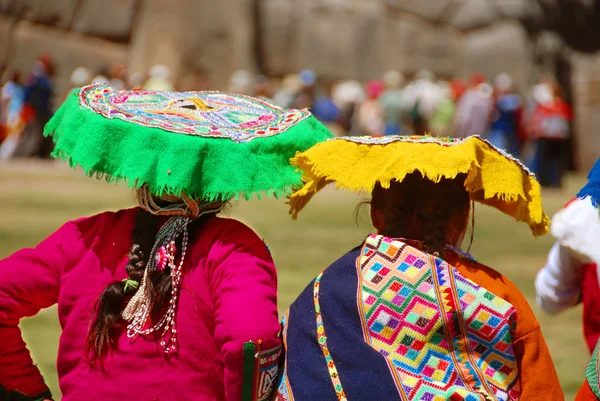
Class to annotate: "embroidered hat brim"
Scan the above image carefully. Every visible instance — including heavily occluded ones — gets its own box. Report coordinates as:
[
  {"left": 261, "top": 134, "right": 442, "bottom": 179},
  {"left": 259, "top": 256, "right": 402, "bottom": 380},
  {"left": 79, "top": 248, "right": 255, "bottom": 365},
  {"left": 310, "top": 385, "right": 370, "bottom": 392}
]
[
  {"left": 289, "top": 135, "right": 550, "bottom": 236},
  {"left": 44, "top": 84, "right": 333, "bottom": 201}
]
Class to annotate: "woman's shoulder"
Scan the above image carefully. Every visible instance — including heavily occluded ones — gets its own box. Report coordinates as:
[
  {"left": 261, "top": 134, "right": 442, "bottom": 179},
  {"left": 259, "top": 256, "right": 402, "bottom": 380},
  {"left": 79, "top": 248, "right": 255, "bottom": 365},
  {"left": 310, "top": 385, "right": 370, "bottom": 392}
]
[
  {"left": 194, "top": 217, "right": 272, "bottom": 265},
  {"left": 56, "top": 207, "right": 137, "bottom": 238},
  {"left": 447, "top": 254, "right": 540, "bottom": 339},
  {"left": 203, "top": 217, "right": 263, "bottom": 244}
]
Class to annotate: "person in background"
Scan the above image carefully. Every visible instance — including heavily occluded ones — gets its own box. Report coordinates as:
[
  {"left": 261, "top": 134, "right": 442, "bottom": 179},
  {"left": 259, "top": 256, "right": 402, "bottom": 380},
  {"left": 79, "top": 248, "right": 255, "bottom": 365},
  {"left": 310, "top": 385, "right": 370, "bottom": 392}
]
[
  {"left": 428, "top": 80, "right": 457, "bottom": 137},
  {"left": 63, "top": 67, "right": 91, "bottom": 102},
  {"left": 109, "top": 64, "right": 127, "bottom": 90},
  {"left": 401, "top": 70, "right": 444, "bottom": 134},
  {"left": 251, "top": 75, "right": 273, "bottom": 101},
  {"left": 564, "top": 162, "right": 600, "bottom": 401},
  {"left": 453, "top": 74, "right": 494, "bottom": 138},
  {"left": 144, "top": 64, "right": 174, "bottom": 91},
  {"left": 488, "top": 73, "right": 522, "bottom": 156},
  {"left": 0, "top": 72, "right": 25, "bottom": 160},
  {"left": 331, "top": 80, "right": 364, "bottom": 136},
  {"left": 379, "top": 70, "right": 404, "bottom": 135},
  {"left": 128, "top": 71, "right": 146, "bottom": 90},
  {"left": 13, "top": 53, "right": 55, "bottom": 158},
  {"left": 273, "top": 74, "right": 302, "bottom": 109},
  {"left": 228, "top": 70, "right": 253, "bottom": 94},
  {"left": 528, "top": 82, "right": 572, "bottom": 188},
  {"left": 311, "top": 79, "right": 341, "bottom": 125},
  {"left": 536, "top": 159, "right": 600, "bottom": 353},
  {"left": 294, "top": 70, "right": 317, "bottom": 110},
  {"left": 356, "top": 80, "right": 384, "bottom": 136}
]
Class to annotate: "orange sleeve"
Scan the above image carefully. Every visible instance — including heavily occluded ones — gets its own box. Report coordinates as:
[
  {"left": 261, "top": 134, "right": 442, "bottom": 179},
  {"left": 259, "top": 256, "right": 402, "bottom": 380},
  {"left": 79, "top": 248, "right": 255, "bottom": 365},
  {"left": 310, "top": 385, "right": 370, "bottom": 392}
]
[
  {"left": 513, "top": 327, "right": 563, "bottom": 400},
  {"left": 448, "top": 256, "right": 564, "bottom": 400},
  {"left": 576, "top": 380, "right": 599, "bottom": 401}
]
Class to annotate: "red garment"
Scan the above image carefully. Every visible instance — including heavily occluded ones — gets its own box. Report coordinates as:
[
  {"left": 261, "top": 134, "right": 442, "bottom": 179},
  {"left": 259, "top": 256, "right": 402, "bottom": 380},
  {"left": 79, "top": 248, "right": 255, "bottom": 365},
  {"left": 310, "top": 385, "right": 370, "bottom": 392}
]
[
  {"left": 576, "top": 379, "right": 598, "bottom": 401},
  {"left": 529, "top": 99, "right": 573, "bottom": 140},
  {"left": 0, "top": 208, "right": 280, "bottom": 400},
  {"left": 582, "top": 263, "right": 600, "bottom": 353}
]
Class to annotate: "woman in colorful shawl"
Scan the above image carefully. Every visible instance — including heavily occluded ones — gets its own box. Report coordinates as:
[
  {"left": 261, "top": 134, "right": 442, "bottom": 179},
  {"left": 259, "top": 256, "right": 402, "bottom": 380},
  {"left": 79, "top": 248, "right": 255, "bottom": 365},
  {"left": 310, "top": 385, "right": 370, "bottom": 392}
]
[
  {"left": 275, "top": 135, "right": 563, "bottom": 401},
  {"left": 0, "top": 84, "right": 331, "bottom": 401}
]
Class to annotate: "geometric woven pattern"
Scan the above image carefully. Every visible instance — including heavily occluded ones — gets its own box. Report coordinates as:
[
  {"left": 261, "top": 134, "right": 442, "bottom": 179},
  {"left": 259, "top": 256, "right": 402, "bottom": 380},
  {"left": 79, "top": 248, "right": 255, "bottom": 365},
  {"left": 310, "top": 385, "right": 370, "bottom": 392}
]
[
  {"left": 256, "top": 344, "right": 283, "bottom": 401},
  {"left": 358, "top": 235, "right": 520, "bottom": 401}
]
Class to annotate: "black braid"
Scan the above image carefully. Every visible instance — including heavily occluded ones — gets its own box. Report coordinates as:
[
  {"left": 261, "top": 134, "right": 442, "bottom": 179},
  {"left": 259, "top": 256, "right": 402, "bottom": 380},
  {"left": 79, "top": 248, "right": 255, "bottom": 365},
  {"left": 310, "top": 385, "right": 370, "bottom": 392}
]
[
  {"left": 86, "top": 210, "right": 160, "bottom": 360},
  {"left": 86, "top": 209, "right": 214, "bottom": 360}
]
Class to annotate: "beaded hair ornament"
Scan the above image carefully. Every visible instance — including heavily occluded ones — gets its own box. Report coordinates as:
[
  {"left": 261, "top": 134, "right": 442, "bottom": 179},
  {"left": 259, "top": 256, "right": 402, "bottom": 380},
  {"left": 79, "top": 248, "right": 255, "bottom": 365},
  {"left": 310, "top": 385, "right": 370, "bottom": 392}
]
[{"left": 121, "top": 186, "right": 225, "bottom": 354}]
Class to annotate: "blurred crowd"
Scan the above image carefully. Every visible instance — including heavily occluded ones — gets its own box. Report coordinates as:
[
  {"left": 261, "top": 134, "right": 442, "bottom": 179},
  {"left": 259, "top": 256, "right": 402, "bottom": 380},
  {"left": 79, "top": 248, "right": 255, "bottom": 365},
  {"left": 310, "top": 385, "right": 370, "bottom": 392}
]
[
  {"left": 246, "top": 69, "right": 572, "bottom": 189},
  {"left": 0, "top": 53, "right": 573, "bottom": 188}
]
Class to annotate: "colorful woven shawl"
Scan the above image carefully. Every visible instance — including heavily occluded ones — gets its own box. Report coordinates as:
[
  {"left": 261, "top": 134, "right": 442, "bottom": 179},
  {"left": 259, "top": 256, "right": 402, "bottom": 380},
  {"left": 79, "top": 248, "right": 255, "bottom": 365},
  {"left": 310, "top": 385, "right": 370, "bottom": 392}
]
[
  {"left": 289, "top": 135, "right": 549, "bottom": 236},
  {"left": 275, "top": 235, "right": 520, "bottom": 401},
  {"left": 44, "top": 83, "right": 332, "bottom": 200}
]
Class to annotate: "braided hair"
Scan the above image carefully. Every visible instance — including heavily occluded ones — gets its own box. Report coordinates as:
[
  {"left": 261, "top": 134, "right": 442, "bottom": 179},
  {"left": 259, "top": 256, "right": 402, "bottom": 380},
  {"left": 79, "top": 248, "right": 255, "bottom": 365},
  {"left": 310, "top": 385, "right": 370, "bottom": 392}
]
[
  {"left": 86, "top": 209, "right": 210, "bottom": 360},
  {"left": 370, "top": 172, "right": 471, "bottom": 254}
]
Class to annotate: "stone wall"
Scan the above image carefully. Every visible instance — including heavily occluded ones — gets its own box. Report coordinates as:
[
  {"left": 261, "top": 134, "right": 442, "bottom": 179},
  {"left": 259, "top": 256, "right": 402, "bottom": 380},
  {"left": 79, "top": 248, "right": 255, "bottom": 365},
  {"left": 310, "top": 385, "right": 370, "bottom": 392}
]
[
  {"left": 0, "top": 0, "right": 545, "bottom": 94},
  {"left": 260, "top": 0, "right": 538, "bottom": 92},
  {"left": 571, "top": 51, "right": 600, "bottom": 171},
  {"left": 0, "top": 0, "right": 598, "bottom": 169}
]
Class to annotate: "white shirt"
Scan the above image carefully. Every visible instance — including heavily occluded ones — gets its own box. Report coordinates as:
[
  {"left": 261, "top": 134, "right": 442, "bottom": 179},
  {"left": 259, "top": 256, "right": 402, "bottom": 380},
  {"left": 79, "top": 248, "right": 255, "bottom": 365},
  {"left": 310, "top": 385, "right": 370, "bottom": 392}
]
[{"left": 535, "top": 196, "right": 600, "bottom": 314}]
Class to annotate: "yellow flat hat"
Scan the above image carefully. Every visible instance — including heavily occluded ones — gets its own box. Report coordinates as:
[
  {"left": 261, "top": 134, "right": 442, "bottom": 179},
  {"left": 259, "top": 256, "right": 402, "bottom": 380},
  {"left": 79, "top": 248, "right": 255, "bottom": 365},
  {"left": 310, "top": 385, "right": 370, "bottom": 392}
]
[{"left": 289, "top": 135, "right": 550, "bottom": 236}]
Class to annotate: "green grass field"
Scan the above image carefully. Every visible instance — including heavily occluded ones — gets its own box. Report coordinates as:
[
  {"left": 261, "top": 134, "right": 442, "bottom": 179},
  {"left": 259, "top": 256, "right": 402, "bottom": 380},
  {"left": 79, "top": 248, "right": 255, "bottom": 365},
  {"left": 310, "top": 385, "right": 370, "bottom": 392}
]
[{"left": 0, "top": 160, "right": 590, "bottom": 400}]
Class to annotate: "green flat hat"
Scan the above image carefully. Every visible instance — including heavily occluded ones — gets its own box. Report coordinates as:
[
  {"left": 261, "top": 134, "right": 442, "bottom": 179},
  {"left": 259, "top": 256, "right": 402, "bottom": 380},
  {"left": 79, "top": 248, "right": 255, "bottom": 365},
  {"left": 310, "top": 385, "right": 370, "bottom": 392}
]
[{"left": 44, "top": 83, "right": 333, "bottom": 201}]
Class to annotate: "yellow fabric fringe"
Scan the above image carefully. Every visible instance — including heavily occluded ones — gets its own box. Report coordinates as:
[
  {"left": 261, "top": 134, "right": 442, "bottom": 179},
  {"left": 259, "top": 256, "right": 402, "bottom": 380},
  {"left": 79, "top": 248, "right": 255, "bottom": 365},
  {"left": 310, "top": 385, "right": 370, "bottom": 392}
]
[{"left": 289, "top": 136, "right": 550, "bottom": 237}]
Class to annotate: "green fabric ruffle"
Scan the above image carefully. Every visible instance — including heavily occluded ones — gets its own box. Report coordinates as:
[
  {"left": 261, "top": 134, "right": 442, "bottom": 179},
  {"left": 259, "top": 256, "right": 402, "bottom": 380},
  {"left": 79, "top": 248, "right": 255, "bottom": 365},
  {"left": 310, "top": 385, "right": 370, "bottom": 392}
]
[{"left": 44, "top": 90, "right": 333, "bottom": 201}]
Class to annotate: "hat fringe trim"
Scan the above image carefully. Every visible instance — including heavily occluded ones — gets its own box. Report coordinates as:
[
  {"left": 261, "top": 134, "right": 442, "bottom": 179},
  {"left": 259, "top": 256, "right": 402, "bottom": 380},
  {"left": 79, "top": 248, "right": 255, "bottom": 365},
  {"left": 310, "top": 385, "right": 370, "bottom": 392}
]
[
  {"left": 45, "top": 89, "right": 332, "bottom": 202},
  {"left": 290, "top": 136, "right": 549, "bottom": 236}
]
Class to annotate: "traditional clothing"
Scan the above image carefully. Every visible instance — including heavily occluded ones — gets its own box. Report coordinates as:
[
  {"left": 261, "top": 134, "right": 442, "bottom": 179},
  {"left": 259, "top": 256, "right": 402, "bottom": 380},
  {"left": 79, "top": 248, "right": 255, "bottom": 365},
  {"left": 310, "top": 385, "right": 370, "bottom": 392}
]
[
  {"left": 277, "top": 135, "right": 561, "bottom": 401},
  {"left": 0, "top": 84, "right": 332, "bottom": 401},
  {"left": 560, "top": 160, "right": 600, "bottom": 401},
  {"left": 536, "top": 159, "right": 600, "bottom": 353},
  {"left": 0, "top": 211, "right": 278, "bottom": 401}
]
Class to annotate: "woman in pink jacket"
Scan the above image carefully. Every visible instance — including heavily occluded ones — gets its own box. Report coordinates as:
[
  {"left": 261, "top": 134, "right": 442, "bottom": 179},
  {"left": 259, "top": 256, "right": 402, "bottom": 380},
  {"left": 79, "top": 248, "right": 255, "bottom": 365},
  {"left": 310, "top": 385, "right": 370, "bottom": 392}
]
[{"left": 0, "top": 84, "right": 331, "bottom": 401}]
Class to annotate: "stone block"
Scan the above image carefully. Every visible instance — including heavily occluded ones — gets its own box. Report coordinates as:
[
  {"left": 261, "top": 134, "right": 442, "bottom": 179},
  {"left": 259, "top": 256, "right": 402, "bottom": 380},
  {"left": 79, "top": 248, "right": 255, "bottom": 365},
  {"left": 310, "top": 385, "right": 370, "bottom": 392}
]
[
  {"left": 463, "top": 21, "right": 533, "bottom": 91},
  {"left": 0, "top": 15, "right": 13, "bottom": 66},
  {"left": 0, "top": 0, "right": 15, "bottom": 14},
  {"left": 9, "top": 21, "right": 128, "bottom": 97},
  {"left": 129, "top": 0, "right": 256, "bottom": 90},
  {"left": 383, "top": 0, "right": 460, "bottom": 23},
  {"left": 260, "top": 0, "right": 295, "bottom": 76},
  {"left": 14, "top": 0, "right": 79, "bottom": 29},
  {"left": 72, "top": 0, "right": 137, "bottom": 42},
  {"left": 449, "top": 0, "right": 498, "bottom": 30},
  {"left": 571, "top": 51, "right": 600, "bottom": 171},
  {"left": 382, "top": 15, "right": 465, "bottom": 78},
  {"left": 290, "top": 2, "right": 388, "bottom": 80},
  {"left": 261, "top": 0, "right": 387, "bottom": 79},
  {"left": 495, "top": 0, "right": 531, "bottom": 20}
]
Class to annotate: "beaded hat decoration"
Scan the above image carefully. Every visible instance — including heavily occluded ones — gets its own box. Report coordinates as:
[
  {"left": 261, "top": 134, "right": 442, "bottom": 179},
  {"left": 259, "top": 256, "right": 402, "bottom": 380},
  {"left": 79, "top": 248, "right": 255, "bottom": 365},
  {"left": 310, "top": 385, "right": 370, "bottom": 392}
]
[
  {"left": 289, "top": 135, "right": 549, "bottom": 236},
  {"left": 78, "top": 83, "right": 310, "bottom": 142},
  {"left": 577, "top": 158, "right": 600, "bottom": 208},
  {"left": 44, "top": 83, "right": 333, "bottom": 201}
]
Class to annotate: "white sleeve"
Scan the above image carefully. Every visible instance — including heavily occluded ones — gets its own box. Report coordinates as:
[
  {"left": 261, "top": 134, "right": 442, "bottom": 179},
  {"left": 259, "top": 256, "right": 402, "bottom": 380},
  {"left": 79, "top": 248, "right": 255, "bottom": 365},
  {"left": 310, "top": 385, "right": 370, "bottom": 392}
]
[{"left": 535, "top": 241, "right": 583, "bottom": 314}]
